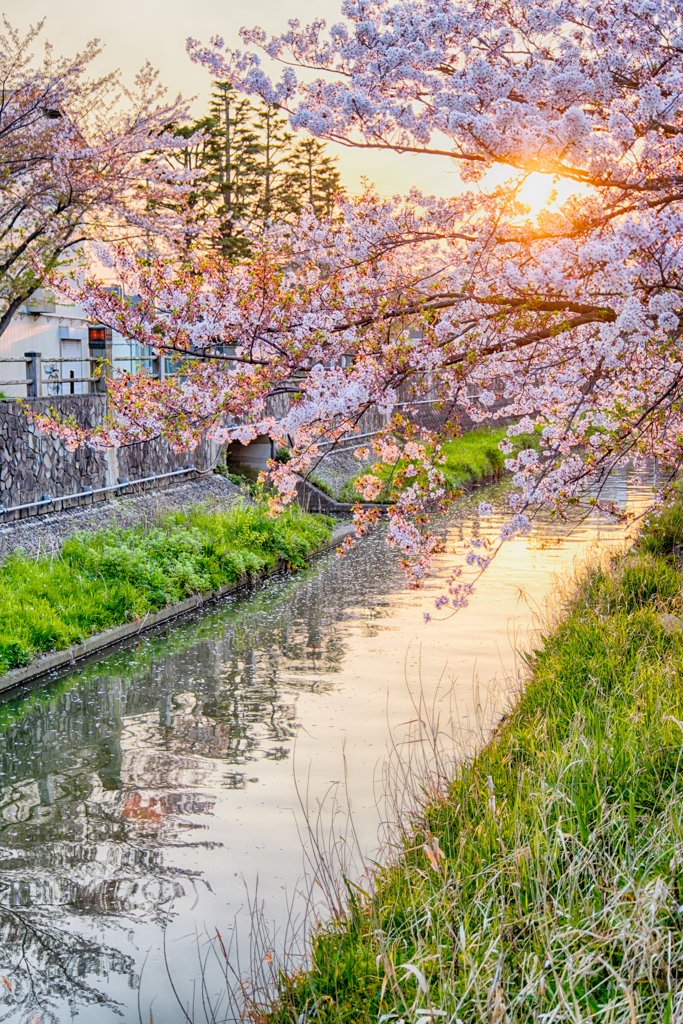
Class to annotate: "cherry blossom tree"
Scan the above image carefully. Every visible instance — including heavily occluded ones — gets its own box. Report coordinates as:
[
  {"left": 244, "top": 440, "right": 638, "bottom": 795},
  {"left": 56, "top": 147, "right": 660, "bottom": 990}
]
[
  {"left": 44, "top": 0, "right": 683, "bottom": 602},
  {"left": 0, "top": 17, "right": 198, "bottom": 336}
]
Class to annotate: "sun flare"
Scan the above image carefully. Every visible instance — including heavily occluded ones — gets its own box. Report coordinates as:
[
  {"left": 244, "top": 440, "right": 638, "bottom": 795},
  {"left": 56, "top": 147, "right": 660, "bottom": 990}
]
[
  {"left": 483, "top": 166, "right": 590, "bottom": 220},
  {"left": 517, "top": 172, "right": 589, "bottom": 218}
]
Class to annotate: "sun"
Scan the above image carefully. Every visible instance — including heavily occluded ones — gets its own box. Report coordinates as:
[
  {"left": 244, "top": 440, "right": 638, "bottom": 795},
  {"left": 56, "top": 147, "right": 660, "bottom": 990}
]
[
  {"left": 484, "top": 166, "right": 589, "bottom": 219},
  {"left": 518, "top": 172, "right": 589, "bottom": 217}
]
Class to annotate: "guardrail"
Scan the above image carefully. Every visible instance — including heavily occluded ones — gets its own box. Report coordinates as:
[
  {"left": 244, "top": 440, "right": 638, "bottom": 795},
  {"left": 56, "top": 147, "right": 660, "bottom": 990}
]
[
  {"left": 0, "top": 351, "right": 169, "bottom": 398},
  {"left": 112, "top": 355, "right": 164, "bottom": 380},
  {"left": 0, "top": 465, "right": 197, "bottom": 520},
  {"left": 316, "top": 397, "right": 480, "bottom": 450}
]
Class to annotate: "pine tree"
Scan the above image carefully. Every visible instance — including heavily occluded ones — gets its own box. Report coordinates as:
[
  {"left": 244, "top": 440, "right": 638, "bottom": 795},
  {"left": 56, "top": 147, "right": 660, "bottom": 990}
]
[
  {"left": 251, "top": 103, "right": 295, "bottom": 230},
  {"left": 285, "top": 138, "right": 343, "bottom": 218},
  {"left": 204, "top": 83, "right": 262, "bottom": 258},
  {"left": 173, "top": 84, "right": 344, "bottom": 257}
]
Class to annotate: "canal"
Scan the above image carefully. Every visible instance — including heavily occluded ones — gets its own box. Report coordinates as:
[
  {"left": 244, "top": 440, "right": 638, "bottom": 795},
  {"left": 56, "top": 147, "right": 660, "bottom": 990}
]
[{"left": 0, "top": 471, "right": 654, "bottom": 1022}]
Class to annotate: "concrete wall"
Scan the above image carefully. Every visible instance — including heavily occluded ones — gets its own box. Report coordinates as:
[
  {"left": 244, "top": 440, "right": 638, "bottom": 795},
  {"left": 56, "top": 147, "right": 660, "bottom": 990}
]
[
  {"left": 0, "top": 395, "right": 217, "bottom": 521},
  {"left": 226, "top": 435, "right": 274, "bottom": 477}
]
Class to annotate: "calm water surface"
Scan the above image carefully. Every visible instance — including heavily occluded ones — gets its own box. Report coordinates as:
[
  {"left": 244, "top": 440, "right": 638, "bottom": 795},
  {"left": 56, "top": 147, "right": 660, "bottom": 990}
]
[{"left": 0, "top": 472, "right": 656, "bottom": 1022}]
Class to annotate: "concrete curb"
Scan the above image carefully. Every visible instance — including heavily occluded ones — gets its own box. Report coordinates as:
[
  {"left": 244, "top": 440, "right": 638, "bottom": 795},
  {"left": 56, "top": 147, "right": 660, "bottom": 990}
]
[{"left": 0, "top": 522, "right": 355, "bottom": 696}]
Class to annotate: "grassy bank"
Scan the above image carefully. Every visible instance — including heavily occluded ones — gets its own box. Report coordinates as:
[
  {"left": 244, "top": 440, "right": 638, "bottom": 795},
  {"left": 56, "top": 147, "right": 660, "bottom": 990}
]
[
  {"left": 0, "top": 503, "right": 332, "bottom": 674},
  {"left": 333, "top": 426, "right": 535, "bottom": 503},
  {"left": 262, "top": 502, "right": 683, "bottom": 1022}
]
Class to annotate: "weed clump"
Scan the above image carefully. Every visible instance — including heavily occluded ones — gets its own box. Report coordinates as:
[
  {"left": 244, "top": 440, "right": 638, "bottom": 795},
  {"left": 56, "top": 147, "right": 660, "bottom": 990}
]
[
  {"left": 260, "top": 502, "right": 683, "bottom": 1023},
  {"left": 637, "top": 501, "right": 683, "bottom": 561},
  {"left": 0, "top": 503, "right": 333, "bottom": 673}
]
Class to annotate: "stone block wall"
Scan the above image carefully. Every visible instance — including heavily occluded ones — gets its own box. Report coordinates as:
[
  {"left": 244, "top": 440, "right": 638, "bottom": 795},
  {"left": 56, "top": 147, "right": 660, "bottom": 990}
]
[
  {"left": 0, "top": 396, "right": 217, "bottom": 521},
  {"left": 0, "top": 396, "right": 109, "bottom": 517},
  {"left": 116, "top": 434, "right": 214, "bottom": 481}
]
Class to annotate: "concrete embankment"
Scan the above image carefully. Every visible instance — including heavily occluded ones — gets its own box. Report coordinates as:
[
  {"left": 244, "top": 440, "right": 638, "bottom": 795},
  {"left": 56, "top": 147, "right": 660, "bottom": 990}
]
[
  {"left": 0, "top": 487, "right": 353, "bottom": 695},
  {"left": 0, "top": 474, "right": 243, "bottom": 561}
]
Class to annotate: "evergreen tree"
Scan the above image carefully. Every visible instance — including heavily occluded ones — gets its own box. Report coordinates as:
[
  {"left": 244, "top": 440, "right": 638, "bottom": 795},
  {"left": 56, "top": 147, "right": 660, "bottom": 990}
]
[
  {"left": 252, "top": 103, "right": 295, "bottom": 229},
  {"left": 286, "top": 138, "right": 343, "bottom": 218},
  {"left": 168, "top": 116, "right": 216, "bottom": 247},
  {"left": 204, "top": 83, "right": 262, "bottom": 258},
  {"left": 174, "top": 83, "right": 344, "bottom": 257}
]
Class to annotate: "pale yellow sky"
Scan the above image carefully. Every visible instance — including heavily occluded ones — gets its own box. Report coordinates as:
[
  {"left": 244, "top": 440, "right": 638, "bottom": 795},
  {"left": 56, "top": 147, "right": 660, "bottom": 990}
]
[
  {"left": 11, "top": 0, "right": 579, "bottom": 211},
  {"left": 11, "top": 0, "right": 460, "bottom": 196}
]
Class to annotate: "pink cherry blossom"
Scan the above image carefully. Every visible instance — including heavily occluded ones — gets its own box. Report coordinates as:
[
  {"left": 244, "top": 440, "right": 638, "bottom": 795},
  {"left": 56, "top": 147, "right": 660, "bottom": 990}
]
[
  {"left": 36, "top": 0, "right": 683, "bottom": 610},
  {"left": 0, "top": 18, "right": 202, "bottom": 333}
]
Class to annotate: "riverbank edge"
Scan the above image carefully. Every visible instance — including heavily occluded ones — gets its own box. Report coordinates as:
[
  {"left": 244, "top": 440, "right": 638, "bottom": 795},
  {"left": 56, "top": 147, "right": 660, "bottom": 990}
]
[
  {"left": 0, "top": 521, "right": 354, "bottom": 695},
  {"left": 294, "top": 465, "right": 502, "bottom": 514},
  {"left": 258, "top": 501, "right": 683, "bottom": 1023},
  {"left": 298, "top": 426, "right": 516, "bottom": 511},
  {"left": 295, "top": 474, "right": 390, "bottom": 514}
]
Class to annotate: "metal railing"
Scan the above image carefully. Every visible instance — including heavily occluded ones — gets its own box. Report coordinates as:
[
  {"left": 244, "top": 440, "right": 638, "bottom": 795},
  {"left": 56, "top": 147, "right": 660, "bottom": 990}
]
[
  {"left": 0, "top": 351, "right": 172, "bottom": 398},
  {"left": 0, "top": 465, "right": 197, "bottom": 519},
  {"left": 316, "top": 397, "right": 477, "bottom": 450},
  {"left": 112, "top": 355, "right": 165, "bottom": 380}
]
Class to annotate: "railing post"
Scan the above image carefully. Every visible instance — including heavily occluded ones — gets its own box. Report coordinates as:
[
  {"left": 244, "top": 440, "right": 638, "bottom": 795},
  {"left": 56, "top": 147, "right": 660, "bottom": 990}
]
[
  {"left": 106, "top": 447, "right": 119, "bottom": 491},
  {"left": 94, "top": 359, "right": 107, "bottom": 394},
  {"left": 24, "top": 352, "right": 42, "bottom": 397},
  {"left": 151, "top": 349, "right": 166, "bottom": 381},
  {"left": 104, "top": 327, "right": 113, "bottom": 386},
  {"left": 88, "top": 325, "right": 112, "bottom": 394}
]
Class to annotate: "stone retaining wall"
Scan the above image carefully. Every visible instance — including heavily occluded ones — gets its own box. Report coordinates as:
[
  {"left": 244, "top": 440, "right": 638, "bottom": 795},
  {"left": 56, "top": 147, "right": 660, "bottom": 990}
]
[
  {"left": 0, "top": 396, "right": 218, "bottom": 521},
  {"left": 0, "top": 385, "right": 512, "bottom": 523}
]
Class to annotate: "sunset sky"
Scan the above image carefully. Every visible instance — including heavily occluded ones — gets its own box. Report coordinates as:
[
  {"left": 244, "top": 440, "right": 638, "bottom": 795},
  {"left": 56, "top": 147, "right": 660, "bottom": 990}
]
[
  {"left": 15, "top": 0, "right": 459, "bottom": 197},
  {"left": 13, "top": 0, "right": 577, "bottom": 213}
]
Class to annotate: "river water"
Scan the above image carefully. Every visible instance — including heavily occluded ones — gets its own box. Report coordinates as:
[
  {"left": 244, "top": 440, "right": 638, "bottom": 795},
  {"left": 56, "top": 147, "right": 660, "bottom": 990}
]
[{"left": 0, "top": 470, "right": 656, "bottom": 1023}]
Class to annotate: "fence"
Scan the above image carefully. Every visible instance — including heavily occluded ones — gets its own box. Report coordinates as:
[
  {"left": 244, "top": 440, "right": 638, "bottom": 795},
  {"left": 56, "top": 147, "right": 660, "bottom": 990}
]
[
  {"left": 313, "top": 386, "right": 493, "bottom": 451},
  {"left": 0, "top": 351, "right": 168, "bottom": 399}
]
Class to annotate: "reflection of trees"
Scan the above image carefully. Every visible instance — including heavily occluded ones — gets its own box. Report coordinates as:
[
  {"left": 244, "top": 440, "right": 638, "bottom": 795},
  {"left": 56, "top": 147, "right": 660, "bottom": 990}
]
[
  {"left": 447, "top": 467, "right": 647, "bottom": 549},
  {"left": 0, "top": 677, "right": 222, "bottom": 1020},
  {"left": 0, "top": 474, "right": 648, "bottom": 1019},
  {"left": 0, "top": 529, "right": 411, "bottom": 1022},
  {"left": 0, "top": 786, "right": 192, "bottom": 1023},
  {"left": 0, "top": 909, "right": 136, "bottom": 1023}
]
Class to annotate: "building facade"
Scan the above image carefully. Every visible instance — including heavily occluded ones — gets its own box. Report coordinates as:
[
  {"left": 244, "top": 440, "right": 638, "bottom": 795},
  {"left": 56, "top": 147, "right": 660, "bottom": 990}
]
[{"left": 0, "top": 289, "right": 147, "bottom": 399}]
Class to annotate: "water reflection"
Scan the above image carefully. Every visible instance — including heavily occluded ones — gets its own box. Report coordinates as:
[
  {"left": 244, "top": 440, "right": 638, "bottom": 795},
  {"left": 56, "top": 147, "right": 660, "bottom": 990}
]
[
  {"left": 0, "top": 529, "right": 415, "bottom": 1022},
  {"left": 0, "top": 469, "right": 656, "bottom": 1022}
]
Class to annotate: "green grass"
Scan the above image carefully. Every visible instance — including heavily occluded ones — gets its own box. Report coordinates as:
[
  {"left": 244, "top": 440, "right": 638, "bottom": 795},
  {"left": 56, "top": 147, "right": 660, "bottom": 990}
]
[
  {"left": 438, "top": 426, "right": 510, "bottom": 489},
  {"left": 261, "top": 500, "right": 683, "bottom": 1023},
  {"left": 0, "top": 540, "right": 332, "bottom": 732},
  {"left": 0, "top": 502, "right": 333, "bottom": 674},
  {"left": 338, "top": 425, "right": 536, "bottom": 502}
]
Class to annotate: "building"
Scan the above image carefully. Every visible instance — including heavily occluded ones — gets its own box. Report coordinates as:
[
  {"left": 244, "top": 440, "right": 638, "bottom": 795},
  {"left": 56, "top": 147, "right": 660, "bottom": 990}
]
[{"left": 0, "top": 288, "right": 150, "bottom": 399}]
